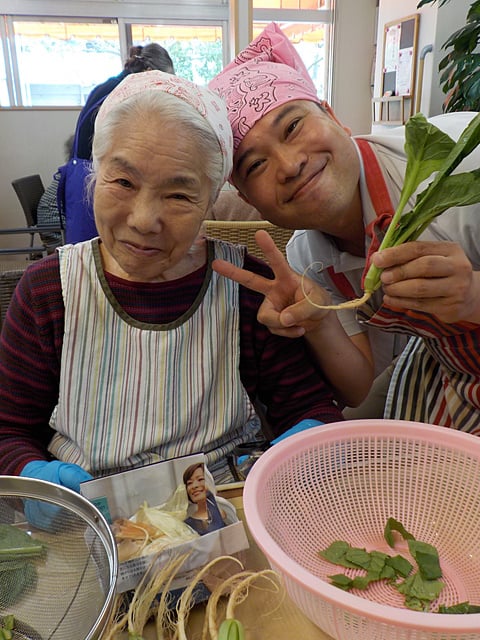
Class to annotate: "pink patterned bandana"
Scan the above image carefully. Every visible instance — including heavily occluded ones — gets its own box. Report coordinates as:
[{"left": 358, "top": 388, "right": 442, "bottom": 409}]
[
  {"left": 96, "top": 70, "right": 233, "bottom": 185},
  {"left": 209, "top": 22, "right": 321, "bottom": 153}
]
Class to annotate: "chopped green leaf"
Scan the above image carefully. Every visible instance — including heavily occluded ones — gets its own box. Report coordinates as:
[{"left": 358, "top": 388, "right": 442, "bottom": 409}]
[
  {"left": 328, "top": 574, "right": 353, "bottom": 590},
  {"left": 319, "top": 541, "right": 361, "bottom": 569},
  {"left": 351, "top": 575, "right": 373, "bottom": 590},
  {"left": 320, "top": 519, "right": 450, "bottom": 612},
  {"left": 384, "top": 517, "right": 415, "bottom": 548},
  {"left": 386, "top": 554, "right": 413, "bottom": 578},
  {"left": 345, "top": 547, "right": 371, "bottom": 569},
  {"left": 438, "top": 602, "right": 480, "bottom": 614},
  {"left": 3, "top": 617, "right": 14, "bottom": 632},
  {"left": 0, "top": 524, "right": 45, "bottom": 558},
  {"left": 407, "top": 539, "right": 442, "bottom": 580},
  {"left": 0, "top": 560, "right": 37, "bottom": 607},
  {"left": 397, "top": 573, "right": 444, "bottom": 611}
]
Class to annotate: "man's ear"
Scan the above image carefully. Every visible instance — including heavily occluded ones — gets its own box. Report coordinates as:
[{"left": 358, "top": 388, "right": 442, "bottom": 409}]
[{"left": 321, "top": 101, "right": 352, "bottom": 136}]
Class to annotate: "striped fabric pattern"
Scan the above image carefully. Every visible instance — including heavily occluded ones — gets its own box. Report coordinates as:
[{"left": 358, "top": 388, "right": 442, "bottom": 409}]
[
  {"left": 49, "top": 240, "right": 259, "bottom": 473},
  {"left": 359, "top": 304, "right": 480, "bottom": 432}
]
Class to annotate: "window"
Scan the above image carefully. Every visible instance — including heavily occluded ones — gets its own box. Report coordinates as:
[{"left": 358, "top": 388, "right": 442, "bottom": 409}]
[
  {"left": 0, "top": 31, "right": 8, "bottom": 106},
  {"left": 9, "top": 19, "right": 121, "bottom": 106},
  {"left": 0, "top": 2, "right": 332, "bottom": 107},
  {"left": 253, "top": 21, "right": 328, "bottom": 98},
  {"left": 253, "top": 1, "right": 328, "bottom": 7},
  {"left": 252, "top": 0, "right": 332, "bottom": 99},
  {"left": 129, "top": 24, "right": 223, "bottom": 85}
]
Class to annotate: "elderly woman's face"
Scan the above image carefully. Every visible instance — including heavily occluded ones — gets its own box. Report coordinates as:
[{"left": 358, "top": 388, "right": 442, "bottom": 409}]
[{"left": 94, "top": 114, "right": 212, "bottom": 282}]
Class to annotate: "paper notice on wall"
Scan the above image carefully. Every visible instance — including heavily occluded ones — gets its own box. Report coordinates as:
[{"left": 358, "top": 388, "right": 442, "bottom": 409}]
[
  {"left": 396, "top": 47, "right": 414, "bottom": 95},
  {"left": 384, "top": 24, "right": 400, "bottom": 72}
]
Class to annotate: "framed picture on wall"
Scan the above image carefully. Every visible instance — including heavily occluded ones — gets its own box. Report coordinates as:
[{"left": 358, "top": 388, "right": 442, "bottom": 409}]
[
  {"left": 381, "top": 14, "right": 419, "bottom": 98},
  {"left": 373, "top": 13, "right": 420, "bottom": 125}
]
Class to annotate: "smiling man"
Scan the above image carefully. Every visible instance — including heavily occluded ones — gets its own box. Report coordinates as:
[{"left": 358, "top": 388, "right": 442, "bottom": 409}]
[{"left": 209, "top": 22, "right": 480, "bottom": 429}]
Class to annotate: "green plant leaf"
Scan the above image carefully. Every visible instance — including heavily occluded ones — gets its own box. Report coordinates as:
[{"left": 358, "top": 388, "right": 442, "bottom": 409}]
[
  {"left": 438, "top": 601, "right": 480, "bottom": 613},
  {"left": 397, "top": 573, "right": 444, "bottom": 611},
  {"left": 392, "top": 169, "right": 480, "bottom": 244},
  {"left": 386, "top": 554, "right": 413, "bottom": 578},
  {"left": 403, "top": 114, "right": 456, "bottom": 196},
  {"left": 0, "top": 525, "right": 45, "bottom": 559},
  {"left": 218, "top": 619, "right": 246, "bottom": 640},
  {"left": 363, "top": 111, "right": 480, "bottom": 294},
  {"left": 384, "top": 517, "right": 415, "bottom": 548},
  {"left": 319, "top": 540, "right": 360, "bottom": 568},
  {"left": 328, "top": 574, "right": 353, "bottom": 590},
  {"left": 0, "top": 560, "right": 37, "bottom": 607},
  {"left": 407, "top": 540, "right": 442, "bottom": 580}
]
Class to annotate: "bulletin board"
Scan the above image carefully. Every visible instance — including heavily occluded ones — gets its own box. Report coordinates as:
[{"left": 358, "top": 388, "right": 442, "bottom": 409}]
[{"left": 381, "top": 14, "right": 419, "bottom": 98}]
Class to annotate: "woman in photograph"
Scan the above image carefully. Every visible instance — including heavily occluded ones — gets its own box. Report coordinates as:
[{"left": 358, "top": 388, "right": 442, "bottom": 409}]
[{"left": 183, "top": 463, "right": 226, "bottom": 535}]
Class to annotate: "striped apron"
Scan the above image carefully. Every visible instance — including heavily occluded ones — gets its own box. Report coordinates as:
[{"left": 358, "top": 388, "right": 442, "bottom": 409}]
[
  {"left": 48, "top": 239, "right": 260, "bottom": 474},
  {"left": 354, "top": 140, "right": 480, "bottom": 431},
  {"left": 362, "top": 307, "right": 480, "bottom": 432}
]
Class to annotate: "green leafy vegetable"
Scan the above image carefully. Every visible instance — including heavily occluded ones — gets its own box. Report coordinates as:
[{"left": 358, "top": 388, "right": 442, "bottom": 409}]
[
  {"left": 396, "top": 572, "right": 444, "bottom": 612},
  {"left": 329, "top": 573, "right": 353, "bottom": 590},
  {"left": 0, "top": 560, "right": 37, "bottom": 607},
  {"left": 384, "top": 517, "right": 415, "bottom": 548},
  {"left": 218, "top": 618, "right": 246, "bottom": 640},
  {"left": 0, "top": 525, "right": 45, "bottom": 608},
  {"left": 0, "top": 615, "right": 15, "bottom": 640},
  {"left": 317, "top": 518, "right": 480, "bottom": 613},
  {"left": 438, "top": 602, "right": 480, "bottom": 614},
  {"left": 387, "top": 554, "right": 413, "bottom": 578},
  {"left": 363, "top": 111, "right": 480, "bottom": 297},
  {"left": 0, "top": 524, "right": 45, "bottom": 558},
  {"left": 407, "top": 539, "right": 442, "bottom": 581},
  {"left": 304, "top": 112, "right": 480, "bottom": 310}
]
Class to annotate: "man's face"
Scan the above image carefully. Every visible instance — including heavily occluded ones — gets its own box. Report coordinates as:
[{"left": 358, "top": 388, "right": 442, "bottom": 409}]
[{"left": 231, "top": 100, "right": 361, "bottom": 235}]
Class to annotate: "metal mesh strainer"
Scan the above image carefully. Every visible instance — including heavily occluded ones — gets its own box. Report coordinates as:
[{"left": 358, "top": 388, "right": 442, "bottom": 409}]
[{"left": 0, "top": 476, "right": 118, "bottom": 640}]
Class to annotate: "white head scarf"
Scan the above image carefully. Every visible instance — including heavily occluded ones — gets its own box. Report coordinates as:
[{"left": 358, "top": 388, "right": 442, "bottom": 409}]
[{"left": 96, "top": 70, "right": 233, "bottom": 185}]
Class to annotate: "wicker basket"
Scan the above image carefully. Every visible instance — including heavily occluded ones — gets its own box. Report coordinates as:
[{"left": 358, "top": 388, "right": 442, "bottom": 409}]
[{"left": 204, "top": 220, "right": 293, "bottom": 261}]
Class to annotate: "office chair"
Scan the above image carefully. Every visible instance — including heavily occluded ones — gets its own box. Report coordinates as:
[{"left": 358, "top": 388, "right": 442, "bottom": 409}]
[
  {"left": 11, "top": 174, "right": 45, "bottom": 228},
  {"left": 8, "top": 174, "right": 63, "bottom": 258}
]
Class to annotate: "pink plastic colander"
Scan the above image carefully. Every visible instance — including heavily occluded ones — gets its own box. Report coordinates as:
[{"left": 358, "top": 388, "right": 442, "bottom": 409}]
[{"left": 243, "top": 419, "right": 480, "bottom": 640}]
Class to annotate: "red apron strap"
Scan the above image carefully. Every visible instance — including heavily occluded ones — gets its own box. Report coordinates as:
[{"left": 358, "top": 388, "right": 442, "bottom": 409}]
[
  {"left": 356, "top": 138, "right": 395, "bottom": 287},
  {"left": 327, "top": 139, "right": 395, "bottom": 297},
  {"left": 356, "top": 138, "right": 395, "bottom": 219},
  {"left": 326, "top": 266, "right": 357, "bottom": 300}
]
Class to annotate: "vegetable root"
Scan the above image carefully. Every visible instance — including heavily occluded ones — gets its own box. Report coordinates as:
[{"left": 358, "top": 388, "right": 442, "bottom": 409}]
[
  {"left": 225, "top": 570, "right": 282, "bottom": 620},
  {"left": 176, "top": 555, "right": 244, "bottom": 640},
  {"left": 203, "top": 570, "right": 255, "bottom": 640},
  {"left": 128, "top": 552, "right": 190, "bottom": 638},
  {"left": 102, "top": 552, "right": 285, "bottom": 639},
  {"left": 301, "top": 263, "right": 372, "bottom": 310}
]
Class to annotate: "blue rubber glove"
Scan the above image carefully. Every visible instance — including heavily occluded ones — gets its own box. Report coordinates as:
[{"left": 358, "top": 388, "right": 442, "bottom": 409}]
[
  {"left": 271, "top": 419, "right": 324, "bottom": 446},
  {"left": 20, "top": 460, "right": 93, "bottom": 531}
]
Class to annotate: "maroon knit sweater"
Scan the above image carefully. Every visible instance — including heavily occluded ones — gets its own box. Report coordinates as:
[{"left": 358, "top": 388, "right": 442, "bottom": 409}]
[{"left": 0, "top": 248, "right": 342, "bottom": 475}]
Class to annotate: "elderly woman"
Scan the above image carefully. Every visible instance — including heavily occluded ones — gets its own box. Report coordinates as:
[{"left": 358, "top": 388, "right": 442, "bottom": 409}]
[{"left": 0, "top": 71, "right": 342, "bottom": 498}]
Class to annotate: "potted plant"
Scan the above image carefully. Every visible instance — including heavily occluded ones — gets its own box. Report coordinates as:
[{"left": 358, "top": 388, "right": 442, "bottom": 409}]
[{"left": 417, "top": 0, "right": 480, "bottom": 111}]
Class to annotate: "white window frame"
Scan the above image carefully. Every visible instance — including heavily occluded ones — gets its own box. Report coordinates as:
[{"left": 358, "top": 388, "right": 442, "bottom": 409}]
[
  {"left": 0, "top": 0, "right": 333, "bottom": 106},
  {"left": 252, "top": 7, "right": 334, "bottom": 103}
]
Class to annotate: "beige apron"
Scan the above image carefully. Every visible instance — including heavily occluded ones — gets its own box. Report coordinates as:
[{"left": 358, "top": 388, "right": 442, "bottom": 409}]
[{"left": 49, "top": 239, "right": 259, "bottom": 474}]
